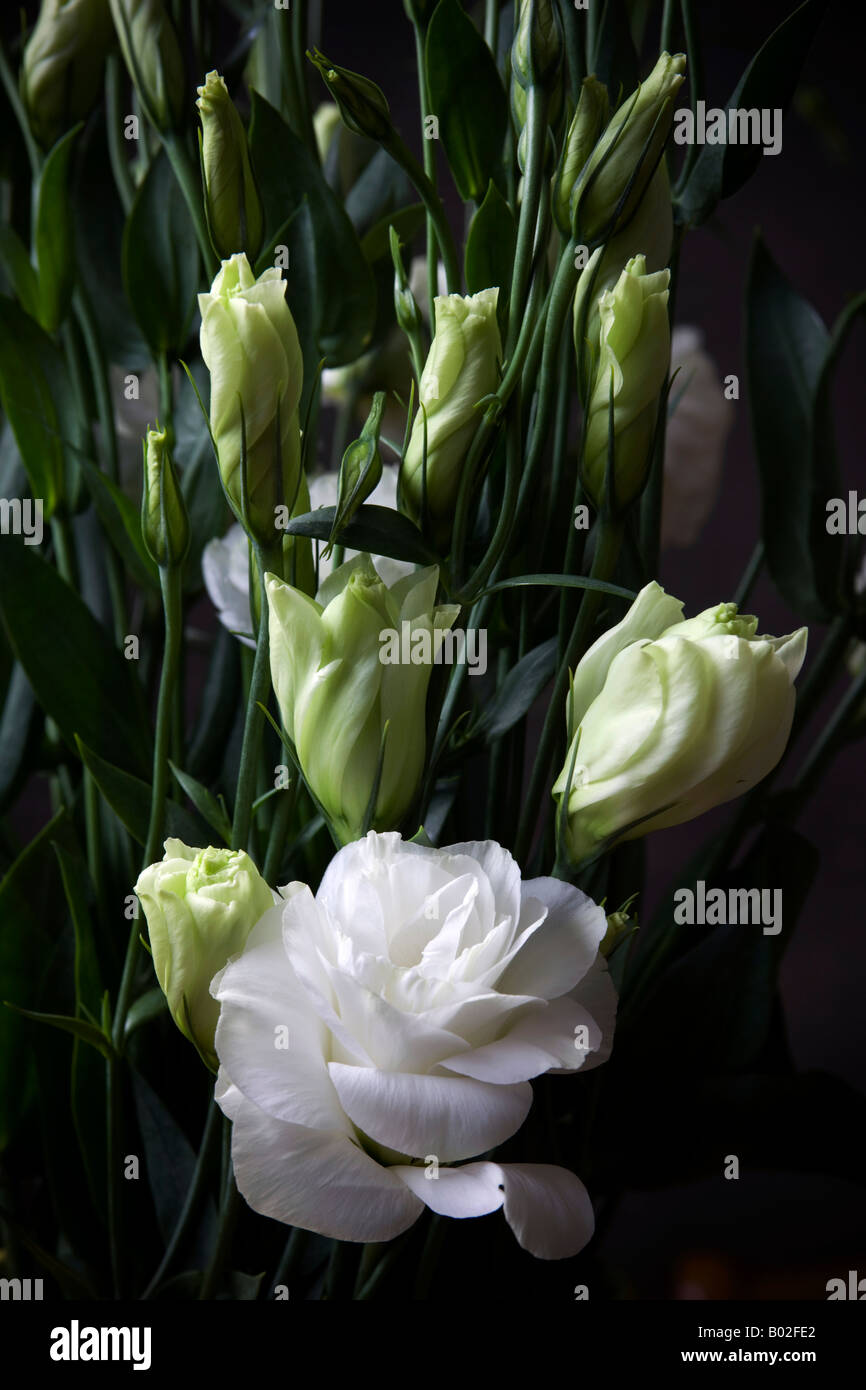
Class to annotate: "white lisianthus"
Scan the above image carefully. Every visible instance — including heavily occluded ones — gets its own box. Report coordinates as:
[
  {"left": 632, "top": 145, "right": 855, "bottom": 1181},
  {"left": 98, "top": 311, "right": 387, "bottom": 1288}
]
[
  {"left": 661, "top": 326, "right": 734, "bottom": 549},
  {"left": 553, "top": 582, "right": 808, "bottom": 862},
  {"left": 212, "top": 832, "right": 615, "bottom": 1257}
]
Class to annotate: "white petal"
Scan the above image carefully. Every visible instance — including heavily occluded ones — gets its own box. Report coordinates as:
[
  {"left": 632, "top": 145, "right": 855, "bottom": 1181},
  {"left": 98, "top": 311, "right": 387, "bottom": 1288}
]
[
  {"left": 322, "top": 959, "right": 470, "bottom": 1073},
  {"left": 328, "top": 1062, "right": 532, "bottom": 1162},
  {"left": 499, "top": 1164, "right": 595, "bottom": 1259},
  {"left": 498, "top": 879, "right": 606, "bottom": 999},
  {"left": 439, "top": 996, "right": 601, "bottom": 1083},
  {"left": 391, "top": 1161, "right": 505, "bottom": 1218},
  {"left": 218, "top": 1086, "right": 423, "bottom": 1242},
  {"left": 569, "top": 954, "right": 618, "bottom": 1072},
  {"left": 443, "top": 839, "right": 521, "bottom": 930}
]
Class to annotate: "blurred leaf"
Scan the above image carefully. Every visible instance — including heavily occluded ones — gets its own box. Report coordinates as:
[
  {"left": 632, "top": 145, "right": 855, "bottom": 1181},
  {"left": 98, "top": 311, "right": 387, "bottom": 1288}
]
[
  {"left": 361, "top": 203, "right": 425, "bottom": 264},
  {"left": 0, "top": 663, "right": 39, "bottom": 815},
  {"left": 589, "top": 0, "right": 639, "bottom": 95},
  {"left": 465, "top": 182, "right": 516, "bottom": 329},
  {"left": 187, "top": 627, "right": 242, "bottom": 780},
  {"left": 0, "top": 297, "right": 73, "bottom": 515},
  {"left": 344, "top": 146, "right": 411, "bottom": 239},
  {"left": 76, "top": 738, "right": 211, "bottom": 848},
  {"left": 425, "top": 0, "right": 508, "bottom": 203},
  {"left": 174, "top": 361, "right": 230, "bottom": 587},
  {"left": 677, "top": 0, "right": 827, "bottom": 225},
  {"left": 5, "top": 1004, "right": 114, "bottom": 1060},
  {"left": 169, "top": 762, "right": 232, "bottom": 844},
  {"left": 124, "top": 986, "right": 167, "bottom": 1038},
  {"left": 283, "top": 503, "right": 439, "bottom": 565},
  {"left": 0, "top": 225, "right": 40, "bottom": 320},
  {"left": 34, "top": 125, "right": 81, "bottom": 333},
  {"left": 54, "top": 844, "right": 102, "bottom": 1018},
  {"left": 0, "top": 539, "right": 151, "bottom": 776},
  {"left": 479, "top": 637, "right": 557, "bottom": 741},
  {"left": 81, "top": 458, "right": 160, "bottom": 591},
  {"left": 122, "top": 148, "right": 200, "bottom": 356},
  {"left": 249, "top": 92, "right": 375, "bottom": 366},
  {"left": 746, "top": 234, "right": 839, "bottom": 620},
  {"left": 131, "top": 1069, "right": 217, "bottom": 1248},
  {"left": 0, "top": 1208, "right": 98, "bottom": 1298}
]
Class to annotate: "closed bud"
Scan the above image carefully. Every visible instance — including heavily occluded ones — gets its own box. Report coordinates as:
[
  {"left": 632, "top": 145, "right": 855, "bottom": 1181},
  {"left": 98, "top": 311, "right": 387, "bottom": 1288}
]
[
  {"left": 197, "top": 70, "right": 263, "bottom": 260},
  {"left": 553, "top": 581, "right": 808, "bottom": 863},
  {"left": 571, "top": 51, "right": 685, "bottom": 247},
  {"left": 402, "top": 288, "right": 502, "bottom": 537},
  {"left": 580, "top": 254, "right": 670, "bottom": 512},
  {"left": 328, "top": 393, "right": 385, "bottom": 552},
  {"left": 109, "top": 0, "right": 185, "bottom": 133},
  {"left": 391, "top": 225, "right": 423, "bottom": 338},
  {"left": 135, "top": 841, "right": 276, "bottom": 1068},
  {"left": 511, "top": 0, "right": 563, "bottom": 90},
  {"left": 267, "top": 558, "right": 459, "bottom": 843},
  {"left": 141, "top": 426, "right": 189, "bottom": 568},
  {"left": 552, "top": 76, "right": 610, "bottom": 237},
  {"left": 20, "top": 0, "right": 115, "bottom": 150},
  {"left": 307, "top": 48, "right": 393, "bottom": 144},
  {"left": 198, "top": 254, "right": 304, "bottom": 546}
]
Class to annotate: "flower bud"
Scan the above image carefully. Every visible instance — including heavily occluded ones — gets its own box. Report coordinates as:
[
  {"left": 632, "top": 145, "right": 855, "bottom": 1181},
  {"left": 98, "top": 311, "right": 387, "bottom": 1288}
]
[
  {"left": 109, "top": 0, "right": 185, "bottom": 134},
  {"left": 328, "top": 393, "right": 385, "bottom": 552},
  {"left": 579, "top": 254, "right": 670, "bottom": 513},
  {"left": 552, "top": 77, "right": 610, "bottom": 237},
  {"left": 511, "top": 0, "right": 563, "bottom": 90},
  {"left": 20, "top": 0, "right": 115, "bottom": 151},
  {"left": 141, "top": 425, "right": 189, "bottom": 568},
  {"left": 198, "top": 253, "right": 303, "bottom": 547},
  {"left": 391, "top": 226, "right": 424, "bottom": 340},
  {"left": 196, "top": 70, "right": 263, "bottom": 261},
  {"left": 307, "top": 49, "right": 393, "bottom": 144},
  {"left": 571, "top": 51, "right": 686, "bottom": 247},
  {"left": 552, "top": 581, "right": 808, "bottom": 864},
  {"left": 267, "top": 557, "right": 459, "bottom": 842},
  {"left": 402, "top": 288, "right": 502, "bottom": 535},
  {"left": 135, "top": 840, "right": 276, "bottom": 1068}
]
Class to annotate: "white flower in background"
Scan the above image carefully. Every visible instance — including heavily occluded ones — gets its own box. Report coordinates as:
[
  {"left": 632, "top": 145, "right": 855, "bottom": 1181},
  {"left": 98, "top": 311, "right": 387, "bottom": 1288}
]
[
  {"left": 212, "top": 832, "right": 616, "bottom": 1257},
  {"left": 201, "top": 465, "right": 406, "bottom": 646},
  {"left": 661, "top": 326, "right": 734, "bottom": 549}
]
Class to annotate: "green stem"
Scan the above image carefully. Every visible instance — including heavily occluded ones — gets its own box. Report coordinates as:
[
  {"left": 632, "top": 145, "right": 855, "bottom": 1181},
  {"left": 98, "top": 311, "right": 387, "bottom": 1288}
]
[
  {"left": 106, "top": 1055, "right": 123, "bottom": 1297},
  {"left": 484, "top": 0, "right": 500, "bottom": 54},
  {"left": 384, "top": 131, "right": 460, "bottom": 293},
  {"left": 411, "top": 18, "right": 439, "bottom": 329},
  {"left": 733, "top": 540, "right": 764, "bottom": 610},
  {"left": 232, "top": 542, "right": 281, "bottom": 853},
  {"left": 161, "top": 131, "right": 216, "bottom": 272},
  {"left": 0, "top": 38, "right": 40, "bottom": 179},
  {"left": 199, "top": 1149, "right": 243, "bottom": 1300},
  {"left": 141, "top": 1097, "right": 222, "bottom": 1299},
  {"left": 506, "top": 85, "right": 549, "bottom": 355},
  {"left": 514, "top": 520, "right": 623, "bottom": 865},
  {"left": 788, "top": 658, "right": 866, "bottom": 802},
  {"left": 639, "top": 221, "right": 683, "bottom": 579}
]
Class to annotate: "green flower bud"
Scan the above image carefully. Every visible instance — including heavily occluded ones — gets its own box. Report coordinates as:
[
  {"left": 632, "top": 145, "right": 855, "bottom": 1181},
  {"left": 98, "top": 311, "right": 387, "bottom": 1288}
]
[
  {"left": 511, "top": 0, "right": 563, "bottom": 90},
  {"left": 307, "top": 49, "right": 393, "bottom": 144},
  {"left": 552, "top": 76, "right": 610, "bottom": 237},
  {"left": 196, "top": 70, "right": 263, "bottom": 261},
  {"left": 198, "top": 253, "right": 304, "bottom": 546},
  {"left": 141, "top": 425, "right": 189, "bottom": 568},
  {"left": 327, "top": 393, "right": 385, "bottom": 553},
  {"left": 267, "top": 557, "right": 459, "bottom": 843},
  {"left": 571, "top": 51, "right": 686, "bottom": 246},
  {"left": 580, "top": 254, "right": 670, "bottom": 512},
  {"left": 600, "top": 908, "right": 636, "bottom": 957},
  {"left": 402, "top": 288, "right": 502, "bottom": 536},
  {"left": 135, "top": 840, "right": 276, "bottom": 1068},
  {"left": 109, "top": 0, "right": 185, "bottom": 134},
  {"left": 391, "top": 226, "right": 424, "bottom": 339},
  {"left": 553, "top": 581, "right": 808, "bottom": 864},
  {"left": 20, "top": 0, "right": 115, "bottom": 151}
]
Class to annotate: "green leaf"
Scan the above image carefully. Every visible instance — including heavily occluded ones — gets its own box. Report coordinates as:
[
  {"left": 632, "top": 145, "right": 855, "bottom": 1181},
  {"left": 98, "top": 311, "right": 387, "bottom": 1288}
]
[
  {"left": 80, "top": 458, "right": 160, "bottom": 591},
  {"left": 169, "top": 762, "right": 232, "bottom": 844},
  {"left": 677, "top": 0, "right": 827, "bottom": 225},
  {"left": 0, "top": 297, "right": 73, "bottom": 515},
  {"left": 0, "top": 1207, "right": 98, "bottom": 1298},
  {"left": 122, "top": 148, "right": 200, "bottom": 356},
  {"left": 465, "top": 181, "right": 516, "bottom": 329},
  {"left": 746, "top": 233, "right": 839, "bottom": 620},
  {"left": 248, "top": 92, "right": 375, "bottom": 366},
  {"left": 284, "top": 503, "right": 439, "bottom": 566},
  {"left": 5, "top": 1004, "right": 114, "bottom": 1060},
  {"left": 76, "top": 738, "right": 211, "bottom": 848},
  {"left": 0, "top": 225, "right": 40, "bottom": 320},
  {"left": 0, "top": 663, "right": 38, "bottom": 815},
  {"left": 425, "top": 0, "right": 508, "bottom": 203},
  {"left": 54, "top": 844, "right": 102, "bottom": 1020},
  {"left": 479, "top": 637, "right": 557, "bottom": 742},
  {"left": 0, "top": 539, "right": 152, "bottom": 776},
  {"left": 131, "top": 1069, "right": 217, "bottom": 1248},
  {"left": 361, "top": 203, "right": 425, "bottom": 264},
  {"left": 474, "top": 572, "right": 636, "bottom": 601},
  {"left": 124, "top": 986, "right": 168, "bottom": 1038},
  {"left": 344, "top": 146, "right": 411, "bottom": 239},
  {"left": 34, "top": 125, "right": 81, "bottom": 333}
]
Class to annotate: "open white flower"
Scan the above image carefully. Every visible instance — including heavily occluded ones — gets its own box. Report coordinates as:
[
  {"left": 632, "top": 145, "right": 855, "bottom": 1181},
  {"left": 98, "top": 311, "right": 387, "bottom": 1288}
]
[{"left": 212, "top": 832, "right": 615, "bottom": 1258}]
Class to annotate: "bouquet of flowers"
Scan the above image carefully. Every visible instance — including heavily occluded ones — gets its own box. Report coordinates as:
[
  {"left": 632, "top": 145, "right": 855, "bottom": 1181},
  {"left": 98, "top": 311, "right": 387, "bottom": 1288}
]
[{"left": 0, "top": 0, "right": 862, "bottom": 1308}]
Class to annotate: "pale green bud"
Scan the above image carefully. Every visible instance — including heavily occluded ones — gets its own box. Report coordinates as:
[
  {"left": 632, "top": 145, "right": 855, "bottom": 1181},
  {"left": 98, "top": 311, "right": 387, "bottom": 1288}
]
[
  {"left": 552, "top": 76, "right": 610, "bottom": 236},
  {"left": 198, "top": 254, "right": 303, "bottom": 546},
  {"left": 571, "top": 51, "right": 686, "bottom": 247},
  {"left": 553, "top": 581, "right": 808, "bottom": 863},
  {"left": 20, "top": 0, "right": 114, "bottom": 150},
  {"left": 267, "top": 557, "right": 459, "bottom": 843},
  {"left": 197, "top": 71, "right": 263, "bottom": 261},
  {"left": 580, "top": 254, "right": 671, "bottom": 512},
  {"left": 109, "top": 0, "right": 185, "bottom": 134},
  {"left": 135, "top": 840, "right": 275, "bottom": 1068},
  {"left": 141, "top": 426, "right": 189, "bottom": 568},
  {"left": 511, "top": 0, "right": 563, "bottom": 90},
  {"left": 402, "top": 288, "right": 502, "bottom": 536},
  {"left": 328, "top": 393, "right": 385, "bottom": 552},
  {"left": 307, "top": 49, "right": 393, "bottom": 144}
]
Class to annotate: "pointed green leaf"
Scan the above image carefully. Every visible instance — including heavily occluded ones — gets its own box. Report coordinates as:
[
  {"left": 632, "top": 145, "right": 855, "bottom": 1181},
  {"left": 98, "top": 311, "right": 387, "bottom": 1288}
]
[
  {"left": 426, "top": 0, "right": 508, "bottom": 203},
  {"left": 34, "top": 125, "right": 82, "bottom": 332},
  {"left": 169, "top": 762, "right": 233, "bottom": 844},
  {"left": 76, "top": 738, "right": 211, "bottom": 848},
  {"left": 122, "top": 148, "right": 199, "bottom": 355}
]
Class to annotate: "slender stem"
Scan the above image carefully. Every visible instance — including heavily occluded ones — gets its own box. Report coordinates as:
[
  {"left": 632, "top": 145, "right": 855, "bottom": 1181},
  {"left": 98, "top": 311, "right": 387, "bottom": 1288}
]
[
  {"left": 269, "top": 1226, "right": 310, "bottom": 1298},
  {"left": 411, "top": 18, "right": 439, "bottom": 330},
  {"left": 106, "top": 1055, "right": 123, "bottom": 1297},
  {"left": 199, "top": 1147, "right": 243, "bottom": 1300},
  {"left": 639, "top": 222, "right": 683, "bottom": 579},
  {"left": 322, "top": 1238, "right": 360, "bottom": 1300},
  {"left": 506, "top": 85, "right": 549, "bottom": 355},
  {"left": 789, "top": 659, "right": 866, "bottom": 801},
  {"left": 160, "top": 130, "right": 215, "bottom": 271},
  {"left": 232, "top": 542, "right": 281, "bottom": 853},
  {"left": 660, "top": 0, "right": 677, "bottom": 53},
  {"left": 484, "top": 0, "right": 500, "bottom": 54},
  {"left": 384, "top": 131, "right": 460, "bottom": 293},
  {"left": 514, "top": 521, "right": 623, "bottom": 864},
  {"left": 0, "top": 38, "right": 40, "bottom": 179},
  {"left": 141, "top": 1097, "right": 222, "bottom": 1298},
  {"left": 50, "top": 515, "right": 78, "bottom": 588},
  {"left": 262, "top": 782, "right": 297, "bottom": 884}
]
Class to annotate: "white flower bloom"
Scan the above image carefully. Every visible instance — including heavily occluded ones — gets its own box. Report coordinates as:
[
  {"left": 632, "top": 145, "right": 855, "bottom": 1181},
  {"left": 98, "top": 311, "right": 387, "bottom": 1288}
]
[
  {"left": 212, "top": 832, "right": 615, "bottom": 1257},
  {"left": 661, "top": 326, "right": 734, "bottom": 549}
]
